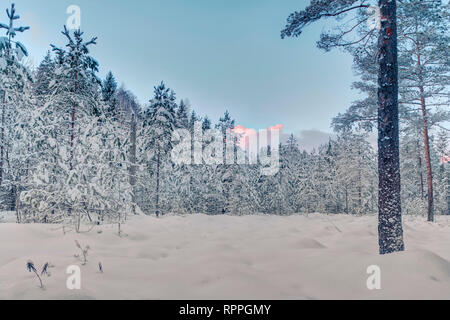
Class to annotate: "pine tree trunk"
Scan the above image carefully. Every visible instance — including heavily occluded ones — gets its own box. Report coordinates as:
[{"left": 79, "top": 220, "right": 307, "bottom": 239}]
[
  {"left": 417, "top": 138, "right": 424, "bottom": 198},
  {"left": 68, "top": 65, "right": 78, "bottom": 217},
  {"left": 0, "top": 91, "right": 5, "bottom": 187},
  {"left": 155, "top": 146, "right": 160, "bottom": 218},
  {"left": 70, "top": 73, "right": 78, "bottom": 171},
  {"left": 129, "top": 114, "right": 137, "bottom": 214},
  {"left": 345, "top": 188, "right": 348, "bottom": 214},
  {"left": 377, "top": 0, "right": 405, "bottom": 254},
  {"left": 358, "top": 147, "right": 362, "bottom": 213},
  {"left": 415, "top": 50, "right": 434, "bottom": 222},
  {"left": 419, "top": 90, "right": 434, "bottom": 222}
]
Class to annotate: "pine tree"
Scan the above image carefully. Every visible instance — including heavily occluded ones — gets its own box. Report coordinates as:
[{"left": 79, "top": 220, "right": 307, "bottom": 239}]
[
  {"left": 20, "top": 26, "right": 117, "bottom": 229},
  {"left": 0, "top": 3, "right": 29, "bottom": 189},
  {"left": 202, "top": 116, "right": 211, "bottom": 131},
  {"left": 400, "top": 122, "right": 428, "bottom": 216},
  {"left": 332, "top": 0, "right": 449, "bottom": 222},
  {"left": 176, "top": 99, "right": 190, "bottom": 129},
  {"left": 50, "top": 26, "right": 99, "bottom": 171},
  {"left": 116, "top": 88, "right": 141, "bottom": 215},
  {"left": 281, "top": 0, "right": 405, "bottom": 253},
  {"left": 334, "top": 132, "right": 377, "bottom": 215},
  {"left": 141, "top": 81, "right": 176, "bottom": 217},
  {"left": 397, "top": 0, "right": 450, "bottom": 222},
  {"left": 33, "top": 51, "right": 55, "bottom": 97},
  {"left": 215, "top": 110, "right": 236, "bottom": 214},
  {"left": 102, "top": 71, "right": 119, "bottom": 120}
]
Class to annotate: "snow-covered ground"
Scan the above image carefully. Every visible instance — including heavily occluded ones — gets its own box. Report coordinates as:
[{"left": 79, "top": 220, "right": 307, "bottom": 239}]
[{"left": 0, "top": 213, "right": 449, "bottom": 300}]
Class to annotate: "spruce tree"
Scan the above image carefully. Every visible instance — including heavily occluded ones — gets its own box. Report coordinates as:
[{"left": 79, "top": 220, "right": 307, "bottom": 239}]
[
  {"left": 142, "top": 82, "right": 176, "bottom": 217},
  {"left": 102, "top": 71, "right": 119, "bottom": 120},
  {"left": 0, "top": 3, "right": 29, "bottom": 188}
]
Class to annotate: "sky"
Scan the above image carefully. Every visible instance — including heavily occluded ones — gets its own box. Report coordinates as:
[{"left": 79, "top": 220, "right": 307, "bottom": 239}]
[{"left": 8, "top": 0, "right": 360, "bottom": 145}]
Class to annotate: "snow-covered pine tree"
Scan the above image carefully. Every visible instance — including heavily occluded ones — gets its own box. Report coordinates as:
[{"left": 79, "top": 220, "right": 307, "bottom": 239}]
[
  {"left": 0, "top": 3, "right": 30, "bottom": 199},
  {"left": 116, "top": 87, "right": 141, "bottom": 215},
  {"left": 281, "top": 134, "right": 305, "bottom": 213},
  {"left": 334, "top": 131, "right": 377, "bottom": 215},
  {"left": 332, "top": 0, "right": 449, "bottom": 222},
  {"left": 215, "top": 110, "right": 236, "bottom": 214},
  {"left": 50, "top": 25, "right": 100, "bottom": 171},
  {"left": 3, "top": 67, "right": 34, "bottom": 217},
  {"left": 434, "top": 129, "right": 449, "bottom": 215},
  {"left": 400, "top": 122, "right": 428, "bottom": 216},
  {"left": 176, "top": 99, "right": 190, "bottom": 129},
  {"left": 397, "top": 0, "right": 450, "bottom": 222},
  {"left": 20, "top": 26, "right": 122, "bottom": 230},
  {"left": 197, "top": 115, "right": 223, "bottom": 214},
  {"left": 102, "top": 71, "right": 119, "bottom": 120},
  {"left": 33, "top": 51, "right": 55, "bottom": 98},
  {"left": 140, "top": 82, "right": 176, "bottom": 217},
  {"left": 281, "top": 0, "right": 405, "bottom": 253}
]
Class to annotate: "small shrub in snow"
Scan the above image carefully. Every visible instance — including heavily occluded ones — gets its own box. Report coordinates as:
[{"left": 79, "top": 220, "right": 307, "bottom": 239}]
[
  {"left": 26, "top": 260, "right": 51, "bottom": 289},
  {"left": 74, "top": 240, "right": 90, "bottom": 265}
]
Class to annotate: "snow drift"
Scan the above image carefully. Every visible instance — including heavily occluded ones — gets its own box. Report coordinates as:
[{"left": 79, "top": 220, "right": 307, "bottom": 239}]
[{"left": 0, "top": 213, "right": 449, "bottom": 300}]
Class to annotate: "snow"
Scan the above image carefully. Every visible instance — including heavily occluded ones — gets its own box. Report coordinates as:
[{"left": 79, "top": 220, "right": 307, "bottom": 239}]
[{"left": 0, "top": 213, "right": 449, "bottom": 300}]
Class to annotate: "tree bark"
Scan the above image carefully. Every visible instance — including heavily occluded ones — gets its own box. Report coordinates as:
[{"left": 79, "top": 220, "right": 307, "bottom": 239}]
[
  {"left": 415, "top": 49, "right": 434, "bottom": 222},
  {"left": 155, "top": 146, "right": 160, "bottom": 218},
  {"left": 377, "top": 0, "right": 405, "bottom": 254},
  {"left": 419, "top": 90, "right": 434, "bottom": 222},
  {"left": 416, "top": 138, "right": 424, "bottom": 199},
  {"left": 0, "top": 91, "right": 5, "bottom": 187},
  {"left": 129, "top": 114, "right": 137, "bottom": 214},
  {"left": 70, "top": 71, "right": 78, "bottom": 171}
]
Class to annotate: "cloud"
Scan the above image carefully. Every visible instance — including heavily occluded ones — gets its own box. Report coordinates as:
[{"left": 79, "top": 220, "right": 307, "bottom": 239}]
[
  {"left": 288, "top": 129, "right": 335, "bottom": 152},
  {"left": 282, "top": 129, "right": 378, "bottom": 153}
]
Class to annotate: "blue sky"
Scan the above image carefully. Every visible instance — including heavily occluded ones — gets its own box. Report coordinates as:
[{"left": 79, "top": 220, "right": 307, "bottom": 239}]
[{"left": 9, "top": 0, "right": 358, "bottom": 136}]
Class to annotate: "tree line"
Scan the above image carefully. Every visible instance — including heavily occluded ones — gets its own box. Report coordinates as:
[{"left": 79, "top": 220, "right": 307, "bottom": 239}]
[{"left": 0, "top": 2, "right": 448, "bottom": 255}]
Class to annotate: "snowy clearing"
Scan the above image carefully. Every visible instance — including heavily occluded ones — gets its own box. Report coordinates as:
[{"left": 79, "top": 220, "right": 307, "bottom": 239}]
[{"left": 0, "top": 213, "right": 449, "bottom": 300}]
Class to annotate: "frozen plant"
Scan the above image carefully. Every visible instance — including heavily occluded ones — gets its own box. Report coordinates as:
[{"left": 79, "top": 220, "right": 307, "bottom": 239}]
[
  {"left": 26, "top": 260, "right": 50, "bottom": 289},
  {"left": 74, "top": 240, "right": 90, "bottom": 265}
]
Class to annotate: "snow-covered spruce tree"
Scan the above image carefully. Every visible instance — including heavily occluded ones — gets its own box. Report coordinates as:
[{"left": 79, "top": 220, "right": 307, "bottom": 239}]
[
  {"left": 321, "top": 141, "right": 343, "bottom": 214},
  {"left": 430, "top": 136, "right": 448, "bottom": 216},
  {"left": 197, "top": 115, "right": 224, "bottom": 214},
  {"left": 33, "top": 51, "right": 55, "bottom": 97},
  {"left": 0, "top": 3, "right": 30, "bottom": 209},
  {"left": 434, "top": 129, "right": 449, "bottom": 215},
  {"left": 140, "top": 82, "right": 176, "bottom": 217},
  {"left": 20, "top": 27, "right": 123, "bottom": 229},
  {"left": 116, "top": 87, "right": 141, "bottom": 215},
  {"left": 169, "top": 99, "right": 194, "bottom": 214},
  {"left": 214, "top": 110, "right": 236, "bottom": 214},
  {"left": 97, "top": 111, "right": 132, "bottom": 225},
  {"left": 334, "top": 131, "right": 377, "bottom": 215},
  {"left": 49, "top": 25, "right": 100, "bottom": 169},
  {"left": 257, "top": 143, "right": 289, "bottom": 215},
  {"left": 98, "top": 76, "right": 135, "bottom": 224},
  {"left": 5, "top": 72, "right": 34, "bottom": 219},
  {"left": 307, "top": 143, "right": 337, "bottom": 214},
  {"left": 176, "top": 99, "right": 190, "bottom": 129},
  {"left": 400, "top": 121, "right": 428, "bottom": 216},
  {"left": 102, "top": 71, "right": 119, "bottom": 121},
  {"left": 280, "top": 135, "right": 307, "bottom": 213},
  {"left": 282, "top": 0, "right": 405, "bottom": 253}
]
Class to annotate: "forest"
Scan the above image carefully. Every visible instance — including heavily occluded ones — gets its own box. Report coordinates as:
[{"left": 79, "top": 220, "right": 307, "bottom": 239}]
[
  {"left": 0, "top": 0, "right": 449, "bottom": 301},
  {"left": 0, "top": 1, "right": 448, "bottom": 244}
]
